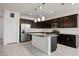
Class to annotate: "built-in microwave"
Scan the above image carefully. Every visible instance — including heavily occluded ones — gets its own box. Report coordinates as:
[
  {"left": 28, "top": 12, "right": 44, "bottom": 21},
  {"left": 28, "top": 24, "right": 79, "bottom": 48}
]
[{"left": 51, "top": 23, "right": 58, "bottom": 28}]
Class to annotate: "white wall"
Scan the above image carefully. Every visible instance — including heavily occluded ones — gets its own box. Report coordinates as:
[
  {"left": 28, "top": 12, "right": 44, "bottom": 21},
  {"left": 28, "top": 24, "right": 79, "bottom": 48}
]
[
  {"left": 3, "top": 10, "right": 20, "bottom": 45},
  {"left": 0, "top": 16, "right": 3, "bottom": 39},
  {"left": 47, "top": 10, "right": 77, "bottom": 20}
]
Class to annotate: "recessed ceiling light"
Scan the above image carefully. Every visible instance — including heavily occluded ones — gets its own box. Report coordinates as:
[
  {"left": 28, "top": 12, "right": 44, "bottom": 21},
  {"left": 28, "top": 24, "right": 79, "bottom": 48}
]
[
  {"left": 72, "top": 3, "right": 75, "bottom": 5},
  {"left": 34, "top": 8, "right": 37, "bottom": 10},
  {"left": 39, "top": 6, "right": 42, "bottom": 10},
  {"left": 29, "top": 13, "right": 33, "bottom": 15},
  {"left": 50, "top": 11, "right": 53, "bottom": 14},
  {"left": 42, "top": 3, "right": 46, "bottom": 5},
  {"left": 61, "top": 3, "right": 65, "bottom": 5}
]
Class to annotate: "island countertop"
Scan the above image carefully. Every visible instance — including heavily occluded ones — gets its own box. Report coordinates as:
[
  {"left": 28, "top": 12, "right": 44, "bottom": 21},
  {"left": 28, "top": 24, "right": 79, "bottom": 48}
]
[
  {"left": 32, "top": 32, "right": 58, "bottom": 55},
  {"left": 28, "top": 33, "right": 58, "bottom": 37}
]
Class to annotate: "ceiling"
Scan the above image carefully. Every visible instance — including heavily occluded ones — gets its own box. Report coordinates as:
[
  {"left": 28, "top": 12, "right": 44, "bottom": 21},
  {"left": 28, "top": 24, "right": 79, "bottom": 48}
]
[{"left": 0, "top": 3, "right": 79, "bottom": 19}]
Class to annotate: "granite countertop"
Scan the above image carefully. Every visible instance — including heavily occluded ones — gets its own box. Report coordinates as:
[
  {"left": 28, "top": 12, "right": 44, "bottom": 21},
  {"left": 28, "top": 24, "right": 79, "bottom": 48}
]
[{"left": 29, "top": 33, "right": 58, "bottom": 37}]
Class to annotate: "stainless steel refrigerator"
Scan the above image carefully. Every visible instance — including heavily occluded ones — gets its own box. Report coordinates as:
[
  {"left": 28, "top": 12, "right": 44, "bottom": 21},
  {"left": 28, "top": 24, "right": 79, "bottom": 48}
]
[{"left": 21, "top": 24, "right": 31, "bottom": 42}]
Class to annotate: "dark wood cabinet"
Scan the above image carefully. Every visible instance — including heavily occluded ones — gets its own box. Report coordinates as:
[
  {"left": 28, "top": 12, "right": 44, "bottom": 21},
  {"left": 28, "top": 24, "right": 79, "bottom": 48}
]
[
  {"left": 58, "top": 18, "right": 64, "bottom": 28},
  {"left": 63, "top": 14, "right": 77, "bottom": 28},
  {"left": 57, "top": 34, "right": 76, "bottom": 48},
  {"left": 45, "top": 14, "right": 77, "bottom": 28},
  {"left": 51, "top": 19, "right": 58, "bottom": 28},
  {"left": 35, "top": 21, "right": 51, "bottom": 28},
  {"left": 35, "top": 14, "right": 77, "bottom": 28},
  {"left": 57, "top": 14, "right": 77, "bottom": 28},
  {"left": 57, "top": 34, "right": 67, "bottom": 45},
  {"left": 67, "top": 35, "right": 76, "bottom": 48},
  {"left": 35, "top": 22, "right": 43, "bottom": 28}
]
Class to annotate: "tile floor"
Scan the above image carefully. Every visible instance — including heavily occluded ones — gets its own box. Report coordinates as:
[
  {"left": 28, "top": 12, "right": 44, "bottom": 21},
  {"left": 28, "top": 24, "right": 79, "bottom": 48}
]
[{"left": 0, "top": 39, "right": 79, "bottom": 56}]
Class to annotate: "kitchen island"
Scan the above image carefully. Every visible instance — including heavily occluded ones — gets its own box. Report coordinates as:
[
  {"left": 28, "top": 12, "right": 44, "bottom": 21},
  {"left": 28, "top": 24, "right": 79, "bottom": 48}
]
[{"left": 31, "top": 33, "right": 58, "bottom": 55}]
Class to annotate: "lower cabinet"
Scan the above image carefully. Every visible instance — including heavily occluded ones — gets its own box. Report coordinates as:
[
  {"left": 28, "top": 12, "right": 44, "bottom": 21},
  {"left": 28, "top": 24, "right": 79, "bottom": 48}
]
[{"left": 57, "top": 34, "right": 76, "bottom": 48}]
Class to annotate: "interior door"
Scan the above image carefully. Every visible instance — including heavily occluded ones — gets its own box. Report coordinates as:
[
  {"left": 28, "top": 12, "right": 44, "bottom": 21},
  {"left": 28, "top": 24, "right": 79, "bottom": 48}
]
[{"left": 7, "top": 17, "right": 18, "bottom": 44}]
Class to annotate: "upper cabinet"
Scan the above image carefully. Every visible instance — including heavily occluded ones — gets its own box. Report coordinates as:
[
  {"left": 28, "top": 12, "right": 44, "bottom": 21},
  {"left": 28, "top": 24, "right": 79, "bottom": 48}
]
[
  {"left": 52, "top": 14, "right": 77, "bottom": 28},
  {"left": 35, "top": 21, "right": 51, "bottom": 28},
  {"left": 57, "top": 17, "right": 64, "bottom": 28},
  {"left": 51, "top": 19, "right": 58, "bottom": 28},
  {"left": 63, "top": 14, "right": 77, "bottom": 28},
  {"left": 35, "top": 14, "right": 77, "bottom": 28}
]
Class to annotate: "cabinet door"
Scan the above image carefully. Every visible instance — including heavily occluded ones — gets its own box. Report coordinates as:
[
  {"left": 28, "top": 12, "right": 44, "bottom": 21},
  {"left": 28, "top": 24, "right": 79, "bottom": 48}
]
[
  {"left": 58, "top": 18, "right": 64, "bottom": 28},
  {"left": 51, "top": 19, "right": 58, "bottom": 28},
  {"left": 57, "top": 35, "right": 62, "bottom": 43},
  {"left": 36, "top": 21, "right": 50, "bottom": 28},
  {"left": 67, "top": 35, "right": 76, "bottom": 48},
  {"left": 57, "top": 34, "right": 76, "bottom": 48},
  {"left": 62, "top": 35, "right": 67, "bottom": 45},
  {"left": 57, "top": 34, "right": 67, "bottom": 44},
  {"left": 63, "top": 15, "right": 77, "bottom": 28}
]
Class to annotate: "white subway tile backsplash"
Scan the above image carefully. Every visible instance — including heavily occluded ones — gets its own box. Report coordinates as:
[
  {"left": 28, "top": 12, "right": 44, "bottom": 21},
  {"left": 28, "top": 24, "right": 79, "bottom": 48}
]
[{"left": 28, "top": 28, "right": 79, "bottom": 35}]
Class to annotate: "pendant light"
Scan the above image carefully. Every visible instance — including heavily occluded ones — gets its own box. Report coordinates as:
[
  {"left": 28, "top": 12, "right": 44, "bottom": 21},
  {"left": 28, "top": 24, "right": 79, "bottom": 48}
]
[
  {"left": 42, "top": 16, "right": 45, "bottom": 21},
  {"left": 37, "top": 18, "right": 41, "bottom": 22}
]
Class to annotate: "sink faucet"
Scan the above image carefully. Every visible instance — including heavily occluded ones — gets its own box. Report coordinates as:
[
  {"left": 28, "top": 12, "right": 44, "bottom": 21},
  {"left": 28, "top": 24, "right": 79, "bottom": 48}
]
[{"left": 52, "top": 29, "right": 60, "bottom": 34}]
